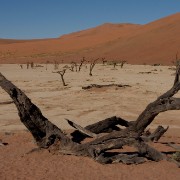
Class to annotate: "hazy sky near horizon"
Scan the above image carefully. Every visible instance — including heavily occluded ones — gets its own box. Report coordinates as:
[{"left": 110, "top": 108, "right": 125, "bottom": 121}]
[{"left": 0, "top": 0, "right": 180, "bottom": 39}]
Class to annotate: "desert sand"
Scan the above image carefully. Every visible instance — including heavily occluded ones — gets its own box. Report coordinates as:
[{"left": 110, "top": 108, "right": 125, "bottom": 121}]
[
  {"left": 0, "top": 63, "right": 180, "bottom": 179},
  {"left": 0, "top": 13, "right": 180, "bottom": 64}
]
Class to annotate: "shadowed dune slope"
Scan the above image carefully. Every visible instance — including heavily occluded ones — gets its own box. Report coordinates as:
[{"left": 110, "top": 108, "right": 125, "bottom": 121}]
[{"left": 0, "top": 13, "right": 180, "bottom": 64}]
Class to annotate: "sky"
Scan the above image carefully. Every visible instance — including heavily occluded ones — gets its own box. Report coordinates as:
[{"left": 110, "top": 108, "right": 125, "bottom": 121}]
[{"left": 0, "top": 0, "right": 180, "bottom": 39}]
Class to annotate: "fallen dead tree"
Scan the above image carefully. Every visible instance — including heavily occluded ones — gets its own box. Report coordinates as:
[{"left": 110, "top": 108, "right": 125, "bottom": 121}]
[
  {"left": 82, "top": 84, "right": 131, "bottom": 90},
  {"left": 0, "top": 65, "right": 180, "bottom": 166}
]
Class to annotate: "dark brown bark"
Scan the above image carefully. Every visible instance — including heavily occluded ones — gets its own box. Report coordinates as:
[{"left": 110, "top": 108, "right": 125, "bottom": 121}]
[
  {"left": 167, "top": 143, "right": 180, "bottom": 151},
  {"left": 0, "top": 64, "right": 180, "bottom": 166},
  {"left": 148, "top": 126, "right": 169, "bottom": 141},
  {"left": 69, "top": 116, "right": 131, "bottom": 143},
  {"left": 102, "top": 58, "right": 107, "bottom": 65},
  {"left": 69, "top": 62, "right": 76, "bottom": 72},
  {"left": 89, "top": 58, "right": 98, "bottom": 76},
  {"left": 82, "top": 84, "right": 131, "bottom": 90},
  {"left": 78, "top": 57, "right": 86, "bottom": 72},
  {"left": 53, "top": 70, "right": 67, "bottom": 86},
  {"left": 120, "top": 61, "right": 126, "bottom": 68},
  {"left": 0, "top": 72, "right": 68, "bottom": 148},
  {"left": 66, "top": 119, "right": 98, "bottom": 138}
]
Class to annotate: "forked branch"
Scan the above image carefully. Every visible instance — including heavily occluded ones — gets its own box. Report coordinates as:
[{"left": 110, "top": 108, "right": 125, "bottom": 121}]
[
  {"left": 53, "top": 69, "right": 67, "bottom": 86},
  {"left": 78, "top": 57, "right": 86, "bottom": 72},
  {"left": 89, "top": 58, "right": 98, "bottom": 76},
  {"left": 0, "top": 64, "right": 180, "bottom": 166}
]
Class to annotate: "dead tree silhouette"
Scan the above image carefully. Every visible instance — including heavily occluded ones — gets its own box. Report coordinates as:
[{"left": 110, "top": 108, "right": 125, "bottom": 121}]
[
  {"left": 53, "top": 69, "right": 67, "bottom": 86},
  {"left": 89, "top": 58, "right": 99, "bottom": 76},
  {"left": 120, "top": 61, "right": 126, "bottom": 68},
  {"left": 78, "top": 57, "right": 86, "bottom": 72},
  {"left": 0, "top": 65, "right": 180, "bottom": 166}
]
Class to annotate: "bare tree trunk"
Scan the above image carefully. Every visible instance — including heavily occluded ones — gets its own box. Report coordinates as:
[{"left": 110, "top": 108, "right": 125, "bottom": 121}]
[
  {"left": 0, "top": 64, "right": 180, "bottom": 166},
  {"left": 46, "top": 61, "right": 49, "bottom": 70},
  {"left": 69, "top": 62, "right": 76, "bottom": 72},
  {"left": 78, "top": 57, "right": 86, "bottom": 72},
  {"left": 89, "top": 58, "right": 98, "bottom": 76},
  {"left": 120, "top": 61, "right": 126, "bottom": 68},
  {"left": 102, "top": 57, "right": 107, "bottom": 65},
  {"left": 53, "top": 69, "right": 67, "bottom": 86}
]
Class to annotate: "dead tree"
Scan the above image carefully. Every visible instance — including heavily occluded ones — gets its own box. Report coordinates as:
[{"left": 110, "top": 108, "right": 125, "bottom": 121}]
[
  {"left": 69, "top": 62, "right": 76, "bottom": 72},
  {"left": 82, "top": 84, "right": 131, "bottom": 90},
  {"left": 19, "top": 64, "right": 23, "bottom": 69},
  {"left": 27, "top": 62, "right": 29, "bottom": 69},
  {"left": 78, "top": 57, "right": 86, "bottom": 72},
  {"left": 54, "top": 61, "right": 59, "bottom": 70},
  {"left": 70, "top": 61, "right": 78, "bottom": 72},
  {"left": 113, "top": 61, "right": 117, "bottom": 69},
  {"left": 89, "top": 58, "right": 98, "bottom": 76},
  {"left": 120, "top": 61, "right": 126, "bottom": 68},
  {"left": 53, "top": 69, "right": 67, "bottom": 86},
  {"left": 0, "top": 65, "right": 180, "bottom": 166},
  {"left": 46, "top": 61, "right": 49, "bottom": 70},
  {"left": 75, "top": 63, "right": 78, "bottom": 72},
  {"left": 30, "top": 62, "right": 34, "bottom": 69},
  {"left": 102, "top": 58, "right": 107, "bottom": 65}
]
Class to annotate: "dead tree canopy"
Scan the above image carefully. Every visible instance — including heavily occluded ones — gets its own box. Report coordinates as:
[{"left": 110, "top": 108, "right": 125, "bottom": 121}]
[
  {"left": 78, "top": 57, "right": 86, "bottom": 72},
  {"left": 89, "top": 58, "right": 98, "bottom": 76},
  {"left": 102, "top": 58, "right": 107, "bottom": 65},
  {"left": 120, "top": 60, "right": 126, "bottom": 68},
  {"left": 0, "top": 64, "right": 180, "bottom": 166},
  {"left": 82, "top": 84, "right": 131, "bottom": 90},
  {"left": 69, "top": 62, "right": 76, "bottom": 72},
  {"left": 53, "top": 69, "right": 67, "bottom": 86}
]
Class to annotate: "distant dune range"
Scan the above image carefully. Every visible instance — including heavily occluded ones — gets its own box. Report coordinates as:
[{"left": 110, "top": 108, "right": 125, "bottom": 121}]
[{"left": 0, "top": 13, "right": 180, "bottom": 64}]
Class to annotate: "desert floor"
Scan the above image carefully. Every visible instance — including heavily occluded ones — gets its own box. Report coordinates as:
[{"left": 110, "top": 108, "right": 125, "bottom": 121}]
[{"left": 0, "top": 63, "right": 180, "bottom": 180}]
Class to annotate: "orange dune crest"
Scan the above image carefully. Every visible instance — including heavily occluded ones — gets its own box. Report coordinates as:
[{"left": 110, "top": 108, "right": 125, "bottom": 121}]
[{"left": 0, "top": 13, "right": 180, "bottom": 64}]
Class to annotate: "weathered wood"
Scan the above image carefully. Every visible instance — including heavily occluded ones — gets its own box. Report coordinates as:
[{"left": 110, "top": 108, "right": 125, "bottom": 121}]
[
  {"left": 0, "top": 72, "right": 68, "bottom": 148},
  {"left": 142, "top": 126, "right": 169, "bottom": 142},
  {"left": 167, "top": 143, "right": 180, "bottom": 151},
  {"left": 95, "top": 153, "right": 146, "bottom": 164},
  {"left": 78, "top": 57, "right": 86, "bottom": 72},
  {"left": 70, "top": 116, "right": 132, "bottom": 142},
  {"left": 149, "top": 126, "right": 169, "bottom": 141},
  {"left": 0, "top": 64, "right": 180, "bottom": 166},
  {"left": 70, "top": 118, "right": 167, "bottom": 144},
  {"left": 66, "top": 119, "right": 98, "bottom": 138},
  {"left": 82, "top": 84, "right": 131, "bottom": 90},
  {"left": 165, "top": 142, "right": 180, "bottom": 167},
  {"left": 85, "top": 116, "right": 132, "bottom": 132},
  {"left": 89, "top": 58, "right": 98, "bottom": 76},
  {"left": 133, "top": 65, "right": 180, "bottom": 134},
  {"left": 53, "top": 69, "right": 67, "bottom": 86}
]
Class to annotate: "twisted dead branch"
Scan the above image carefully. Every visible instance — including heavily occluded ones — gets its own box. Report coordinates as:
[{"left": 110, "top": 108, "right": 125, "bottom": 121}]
[
  {"left": 89, "top": 58, "right": 98, "bottom": 76},
  {"left": 53, "top": 69, "right": 67, "bottom": 86},
  {"left": 0, "top": 64, "right": 180, "bottom": 166},
  {"left": 78, "top": 57, "right": 86, "bottom": 72}
]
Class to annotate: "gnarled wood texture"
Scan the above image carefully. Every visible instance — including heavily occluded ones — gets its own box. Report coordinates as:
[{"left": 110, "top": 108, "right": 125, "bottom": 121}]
[{"left": 0, "top": 65, "right": 180, "bottom": 166}]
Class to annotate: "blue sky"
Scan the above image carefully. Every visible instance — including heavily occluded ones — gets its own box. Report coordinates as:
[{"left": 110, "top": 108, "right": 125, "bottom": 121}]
[{"left": 0, "top": 0, "right": 180, "bottom": 39}]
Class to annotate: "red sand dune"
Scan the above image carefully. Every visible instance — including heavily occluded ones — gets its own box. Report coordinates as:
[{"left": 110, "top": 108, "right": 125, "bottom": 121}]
[{"left": 0, "top": 13, "right": 180, "bottom": 64}]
